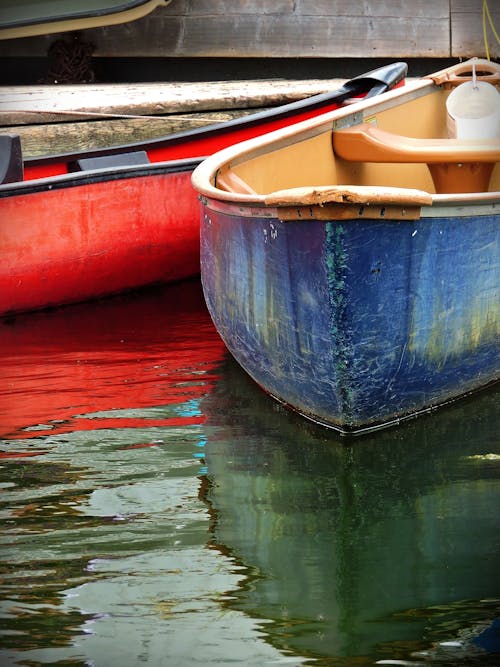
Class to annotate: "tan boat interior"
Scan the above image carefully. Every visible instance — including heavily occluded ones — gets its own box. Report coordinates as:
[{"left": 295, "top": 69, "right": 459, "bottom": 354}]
[{"left": 215, "top": 86, "right": 500, "bottom": 197}]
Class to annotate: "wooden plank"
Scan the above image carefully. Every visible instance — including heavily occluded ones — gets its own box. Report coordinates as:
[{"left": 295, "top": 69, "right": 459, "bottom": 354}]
[
  {"left": 183, "top": 0, "right": 448, "bottom": 18},
  {"left": 294, "top": 0, "right": 448, "bottom": 17},
  {"left": 0, "top": 108, "right": 261, "bottom": 157},
  {"left": 83, "top": 10, "right": 451, "bottom": 58},
  {"left": 174, "top": 0, "right": 294, "bottom": 14},
  {"left": 174, "top": 16, "right": 450, "bottom": 58},
  {"left": 0, "top": 78, "right": 345, "bottom": 125},
  {"left": 148, "top": 15, "right": 449, "bottom": 58}
]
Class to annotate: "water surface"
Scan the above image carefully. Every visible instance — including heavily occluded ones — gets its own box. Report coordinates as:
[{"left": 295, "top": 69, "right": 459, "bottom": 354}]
[{"left": 1, "top": 281, "right": 498, "bottom": 666}]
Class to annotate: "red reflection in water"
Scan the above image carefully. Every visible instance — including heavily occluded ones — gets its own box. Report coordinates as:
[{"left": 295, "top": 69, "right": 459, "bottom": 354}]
[{"left": 0, "top": 280, "right": 226, "bottom": 441}]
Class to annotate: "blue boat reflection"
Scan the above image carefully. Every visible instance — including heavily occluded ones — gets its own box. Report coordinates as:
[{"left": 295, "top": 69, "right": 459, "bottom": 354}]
[{"left": 202, "top": 357, "right": 500, "bottom": 664}]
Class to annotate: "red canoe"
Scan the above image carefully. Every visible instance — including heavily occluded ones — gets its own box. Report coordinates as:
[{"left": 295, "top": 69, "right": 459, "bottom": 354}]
[{"left": 0, "top": 62, "right": 406, "bottom": 316}]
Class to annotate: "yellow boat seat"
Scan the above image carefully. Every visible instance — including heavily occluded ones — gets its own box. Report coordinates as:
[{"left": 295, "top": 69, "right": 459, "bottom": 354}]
[{"left": 333, "top": 123, "right": 500, "bottom": 193}]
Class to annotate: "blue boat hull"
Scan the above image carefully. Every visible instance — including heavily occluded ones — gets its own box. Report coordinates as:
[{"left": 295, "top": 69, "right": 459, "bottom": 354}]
[{"left": 200, "top": 200, "right": 499, "bottom": 434}]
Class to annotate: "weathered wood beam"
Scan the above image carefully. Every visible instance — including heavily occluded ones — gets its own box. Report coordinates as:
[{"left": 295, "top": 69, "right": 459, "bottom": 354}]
[
  {"left": 0, "top": 77, "right": 345, "bottom": 125},
  {"left": 1, "top": 109, "right": 260, "bottom": 157}
]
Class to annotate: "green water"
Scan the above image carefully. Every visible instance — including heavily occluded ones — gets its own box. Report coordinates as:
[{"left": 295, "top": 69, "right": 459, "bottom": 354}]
[{"left": 0, "top": 282, "right": 499, "bottom": 666}]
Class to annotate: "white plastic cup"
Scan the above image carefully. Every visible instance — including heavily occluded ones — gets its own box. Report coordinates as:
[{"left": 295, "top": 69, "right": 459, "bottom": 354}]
[{"left": 446, "top": 80, "right": 500, "bottom": 139}]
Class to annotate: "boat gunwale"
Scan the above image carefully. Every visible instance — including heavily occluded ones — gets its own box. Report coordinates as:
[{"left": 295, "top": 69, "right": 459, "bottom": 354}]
[
  {"left": 0, "top": 155, "right": 202, "bottom": 197},
  {"left": 199, "top": 192, "right": 500, "bottom": 221}
]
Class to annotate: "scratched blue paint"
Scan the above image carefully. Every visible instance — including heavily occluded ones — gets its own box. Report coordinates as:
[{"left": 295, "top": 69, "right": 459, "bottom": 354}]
[{"left": 200, "top": 203, "right": 499, "bottom": 433}]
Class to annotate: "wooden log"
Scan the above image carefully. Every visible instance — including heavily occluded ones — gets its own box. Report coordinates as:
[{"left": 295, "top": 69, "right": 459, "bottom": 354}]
[
  {"left": 0, "top": 78, "right": 345, "bottom": 126},
  {"left": 0, "top": 109, "right": 261, "bottom": 157}
]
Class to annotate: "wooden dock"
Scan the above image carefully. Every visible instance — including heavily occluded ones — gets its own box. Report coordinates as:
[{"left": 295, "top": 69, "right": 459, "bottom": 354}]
[
  {"left": 0, "top": 1, "right": 497, "bottom": 60},
  {"left": 0, "top": 78, "right": 346, "bottom": 156}
]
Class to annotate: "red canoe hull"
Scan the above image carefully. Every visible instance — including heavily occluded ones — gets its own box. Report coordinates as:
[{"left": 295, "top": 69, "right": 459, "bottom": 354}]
[{"left": 0, "top": 164, "right": 200, "bottom": 315}]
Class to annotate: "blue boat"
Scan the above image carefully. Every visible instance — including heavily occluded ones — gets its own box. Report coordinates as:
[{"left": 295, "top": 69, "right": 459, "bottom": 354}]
[{"left": 192, "top": 58, "right": 500, "bottom": 435}]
